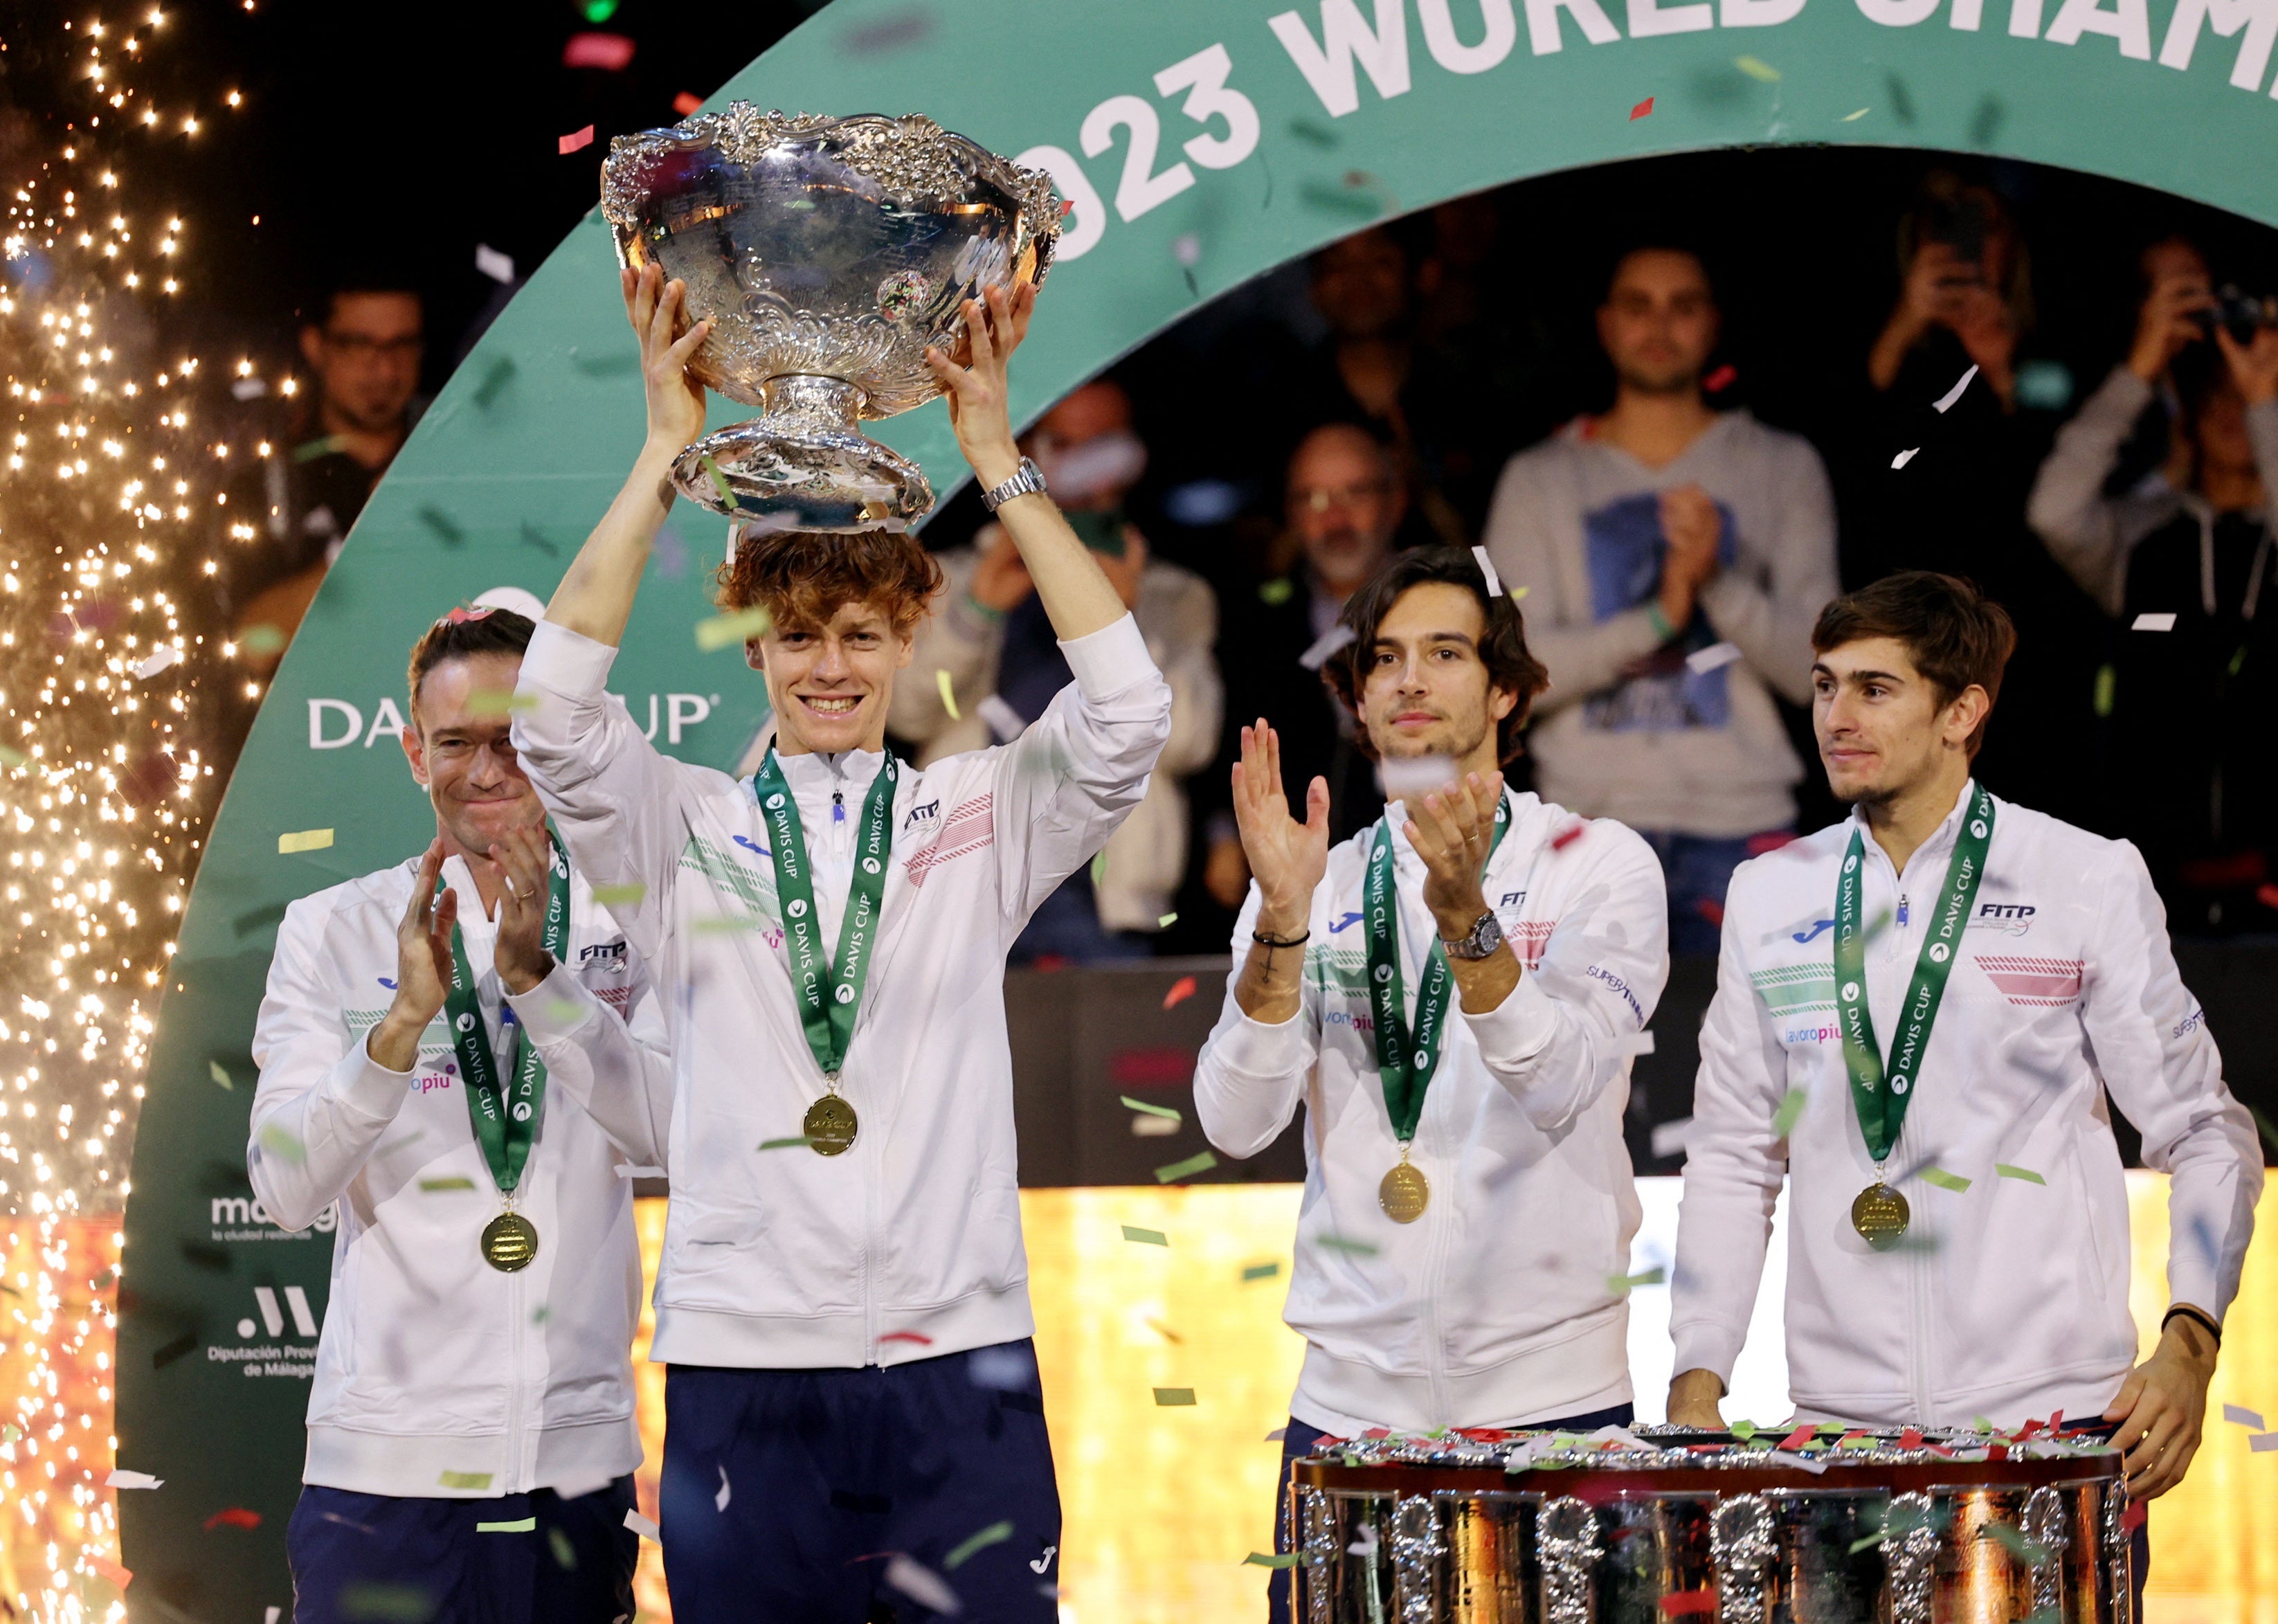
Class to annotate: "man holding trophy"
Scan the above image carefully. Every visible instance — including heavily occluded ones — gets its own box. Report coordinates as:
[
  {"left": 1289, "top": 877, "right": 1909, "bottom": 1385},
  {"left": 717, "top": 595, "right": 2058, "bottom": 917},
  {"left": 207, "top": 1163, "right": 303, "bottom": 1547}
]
[{"left": 512, "top": 110, "right": 1169, "bottom": 1620}]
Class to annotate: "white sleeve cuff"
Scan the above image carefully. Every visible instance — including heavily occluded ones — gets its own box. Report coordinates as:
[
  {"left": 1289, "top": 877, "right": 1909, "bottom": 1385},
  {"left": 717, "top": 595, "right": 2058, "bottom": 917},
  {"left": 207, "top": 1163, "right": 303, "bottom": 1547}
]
[
  {"left": 1669, "top": 1320, "right": 1748, "bottom": 1389},
  {"left": 343, "top": 1030, "right": 417, "bottom": 1118},
  {"left": 1058, "top": 614, "right": 1158, "bottom": 703},
  {"left": 520, "top": 618, "right": 620, "bottom": 699},
  {"left": 505, "top": 958, "right": 602, "bottom": 1049},
  {"left": 1208, "top": 1007, "right": 1312, "bottom": 1077},
  {"left": 1461, "top": 972, "right": 1561, "bottom": 1066}
]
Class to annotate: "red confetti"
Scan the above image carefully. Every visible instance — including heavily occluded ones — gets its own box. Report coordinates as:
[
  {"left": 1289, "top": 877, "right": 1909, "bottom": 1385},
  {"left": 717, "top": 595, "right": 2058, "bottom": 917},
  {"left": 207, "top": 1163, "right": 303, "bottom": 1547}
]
[
  {"left": 1551, "top": 820, "right": 1586, "bottom": 851},
  {"left": 1060, "top": 198, "right": 1076, "bottom": 217},
  {"left": 1629, "top": 96, "right": 1656, "bottom": 120},
  {"left": 674, "top": 92, "right": 704, "bottom": 116},
  {"left": 84, "top": 1554, "right": 132, "bottom": 1588},
  {"left": 559, "top": 125, "right": 596, "bottom": 156},
  {"left": 1899, "top": 1427, "right": 1925, "bottom": 1449},
  {"left": 2122, "top": 1499, "right": 2147, "bottom": 1531},
  {"left": 1702, "top": 364, "right": 1738, "bottom": 393},
  {"left": 1778, "top": 1423, "right": 1816, "bottom": 1450},
  {"left": 2256, "top": 883, "right": 2278, "bottom": 912},
  {"left": 880, "top": 1330, "right": 933, "bottom": 1346},
  {"left": 562, "top": 32, "right": 635, "bottom": 71},
  {"left": 1161, "top": 975, "right": 1198, "bottom": 1011},
  {"left": 204, "top": 1507, "right": 262, "bottom": 1531},
  {"left": 1744, "top": 830, "right": 1796, "bottom": 856},
  {"left": 1660, "top": 1593, "right": 1717, "bottom": 1616},
  {"left": 1694, "top": 899, "right": 1725, "bottom": 927}
]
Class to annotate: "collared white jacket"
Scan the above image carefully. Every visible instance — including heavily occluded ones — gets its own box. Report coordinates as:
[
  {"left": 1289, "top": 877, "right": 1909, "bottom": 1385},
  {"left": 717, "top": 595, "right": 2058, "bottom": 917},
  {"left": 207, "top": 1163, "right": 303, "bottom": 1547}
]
[
  {"left": 1193, "top": 791, "right": 1669, "bottom": 1434},
  {"left": 248, "top": 854, "right": 671, "bottom": 1498},
  {"left": 1672, "top": 782, "right": 2262, "bottom": 1427},
  {"left": 510, "top": 614, "right": 1171, "bottom": 1369}
]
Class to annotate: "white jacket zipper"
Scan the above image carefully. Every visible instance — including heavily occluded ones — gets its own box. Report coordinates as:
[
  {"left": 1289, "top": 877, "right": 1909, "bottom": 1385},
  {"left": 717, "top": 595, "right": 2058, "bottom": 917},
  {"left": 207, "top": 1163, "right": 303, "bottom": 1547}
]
[{"left": 1880, "top": 845, "right": 1935, "bottom": 1426}]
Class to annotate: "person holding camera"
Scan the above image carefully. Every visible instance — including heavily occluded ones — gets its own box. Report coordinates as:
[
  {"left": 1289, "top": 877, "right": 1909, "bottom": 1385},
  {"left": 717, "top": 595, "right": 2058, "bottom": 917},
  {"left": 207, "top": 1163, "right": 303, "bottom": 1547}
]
[{"left": 2026, "top": 256, "right": 2278, "bottom": 932}]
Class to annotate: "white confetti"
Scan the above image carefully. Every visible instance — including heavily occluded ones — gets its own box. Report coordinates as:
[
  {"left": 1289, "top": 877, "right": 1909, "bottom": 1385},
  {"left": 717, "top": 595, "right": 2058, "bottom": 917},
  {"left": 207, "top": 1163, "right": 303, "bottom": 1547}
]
[
  {"left": 2132, "top": 613, "right": 2176, "bottom": 632},
  {"left": 1470, "top": 545, "right": 1504, "bottom": 598},
  {"left": 2223, "top": 1404, "right": 2266, "bottom": 1429},
  {"left": 1265, "top": 1426, "right": 1288, "bottom": 1442},
  {"left": 1685, "top": 641, "right": 1742, "bottom": 675},
  {"left": 2252, "top": 1432, "right": 2278, "bottom": 1452},
  {"left": 1766, "top": 1449, "right": 1830, "bottom": 1474},
  {"left": 1377, "top": 753, "right": 1458, "bottom": 804},
  {"left": 624, "top": 1508, "right": 661, "bottom": 1541},
  {"left": 1171, "top": 233, "right": 1202, "bottom": 267},
  {"left": 615, "top": 1164, "right": 667, "bottom": 1179},
  {"left": 1933, "top": 363, "right": 1979, "bottom": 413},
  {"left": 476, "top": 244, "right": 516, "bottom": 284},
  {"left": 885, "top": 1553, "right": 964, "bottom": 1614},
  {"left": 1651, "top": 1117, "right": 1693, "bottom": 1160},
  {"left": 1890, "top": 447, "right": 1920, "bottom": 470},
  {"left": 1348, "top": 1521, "right": 1380, "bottom": 1557},
  {"left": 1618, "top": 1030, "right": 1657, "bottom": 1056},
  {"left": 134, "top": 645, "right": 181, "bottom": 680},
  {"left": 230, "top": 377, "right": 268, "bottom": 401},
  {"left": 715, "top": 1464, "right": 732, "bottom": 1512},
  {"left": 267, "top": 1610, "right": 282, "bottom": 1624},
  {"left": 105, "top": 1468, "right": 163, "bottom": 1489},
  {"left": 1298, "top": 623, "right": 1357, "bottom": 671},
  {"left": 977, "top": 694, "right": 1027, "bottom": 743}
]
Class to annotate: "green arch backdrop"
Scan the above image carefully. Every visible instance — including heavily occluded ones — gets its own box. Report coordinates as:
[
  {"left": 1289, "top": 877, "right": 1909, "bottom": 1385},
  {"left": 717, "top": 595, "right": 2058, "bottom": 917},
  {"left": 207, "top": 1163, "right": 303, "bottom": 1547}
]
[{"left": 120, "top": 0, "right": 2278, "bottom": 1604}]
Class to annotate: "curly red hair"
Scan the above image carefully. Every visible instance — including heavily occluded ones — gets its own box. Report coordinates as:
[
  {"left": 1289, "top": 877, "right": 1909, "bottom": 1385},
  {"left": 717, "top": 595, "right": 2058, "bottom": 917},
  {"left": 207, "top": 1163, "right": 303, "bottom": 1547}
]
[{"left": 714, "top": 526, "right": 943, "bottom": 637}]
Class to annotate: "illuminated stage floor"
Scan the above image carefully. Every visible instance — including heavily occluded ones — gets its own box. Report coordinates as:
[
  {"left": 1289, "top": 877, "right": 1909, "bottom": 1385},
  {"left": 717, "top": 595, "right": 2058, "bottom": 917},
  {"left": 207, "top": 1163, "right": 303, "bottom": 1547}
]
[{"left": 619, "top": 1173, "right": 2276, "bottom": 1623}]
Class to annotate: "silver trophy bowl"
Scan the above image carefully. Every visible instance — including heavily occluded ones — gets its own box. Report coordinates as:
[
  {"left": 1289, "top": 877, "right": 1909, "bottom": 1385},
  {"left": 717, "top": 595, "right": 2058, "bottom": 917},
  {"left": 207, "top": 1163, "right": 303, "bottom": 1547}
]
[{"left": 600, "top": 105, "right": 1061, "bottom": 530}]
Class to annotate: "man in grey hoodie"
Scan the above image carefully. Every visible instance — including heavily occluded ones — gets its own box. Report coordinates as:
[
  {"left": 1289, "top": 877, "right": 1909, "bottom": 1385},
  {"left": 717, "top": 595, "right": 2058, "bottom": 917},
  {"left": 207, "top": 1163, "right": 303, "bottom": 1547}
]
[{"left": 1482, "top": 246, "right": 1840, "bottom": 953}]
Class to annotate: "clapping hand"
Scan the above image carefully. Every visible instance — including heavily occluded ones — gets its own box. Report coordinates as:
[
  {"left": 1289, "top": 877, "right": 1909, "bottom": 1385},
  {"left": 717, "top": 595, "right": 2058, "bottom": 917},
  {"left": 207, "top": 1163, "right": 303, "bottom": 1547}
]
[
  {"left": 1230, "top": 721, "right": 1329, "bottom": 938},
  {"left": 487, "top": 823, "right": 559, "bottom": 995},
  {"left": 371, "top": 840, "right": 458, "bottom": 1073},
  {"left": 1404, "top": 769, "right": 1505, "bottom": 940}
]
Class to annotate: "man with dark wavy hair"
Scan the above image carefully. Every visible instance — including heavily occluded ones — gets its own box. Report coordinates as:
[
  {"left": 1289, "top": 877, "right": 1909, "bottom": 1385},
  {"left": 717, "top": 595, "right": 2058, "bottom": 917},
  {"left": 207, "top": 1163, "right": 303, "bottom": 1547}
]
[
  {"left": 1192, "top": 547, "right": 1670, "bottom": 1622},
  {"left": 509, "top": 264, "right": 1170, "bottom": 1621}
]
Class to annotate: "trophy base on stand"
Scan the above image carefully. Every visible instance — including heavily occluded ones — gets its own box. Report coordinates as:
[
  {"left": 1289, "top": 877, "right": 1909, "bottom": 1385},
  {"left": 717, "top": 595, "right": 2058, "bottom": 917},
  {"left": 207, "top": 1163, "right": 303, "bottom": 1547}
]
[{"left": 671, "top": 375, "right": 934, "bottom": 532}]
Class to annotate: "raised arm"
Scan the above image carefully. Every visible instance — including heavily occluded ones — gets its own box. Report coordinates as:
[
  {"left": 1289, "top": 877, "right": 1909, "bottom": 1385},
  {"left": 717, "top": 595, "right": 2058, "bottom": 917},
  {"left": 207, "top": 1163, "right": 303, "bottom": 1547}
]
[
  {"left": 545, "top": 263, "right": 714, "bottom": 649},
  {"left": 923, "top": 286, "right": 1127, "bottom": 642}
]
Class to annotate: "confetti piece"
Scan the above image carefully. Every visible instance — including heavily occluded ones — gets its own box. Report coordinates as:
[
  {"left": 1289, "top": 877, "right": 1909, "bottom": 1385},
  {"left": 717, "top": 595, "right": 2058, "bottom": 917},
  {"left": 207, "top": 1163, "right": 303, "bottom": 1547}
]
[
  {"left": 1147, "top": 1317, "right": 1184, "bottom": 1344},
  {"left": 615, "top": 1164, "right": 667, "bottom": 1180},
  {"left": 418, "top": 1177, "right": 477, "bottom": 1192},
  {"left": 1772, "top": 1089, "right": 1807, "bottom": 1136},
  {"left": 1171, "top": 232, "right": 1202, "bottom": 269},
  {"left": 204, "top": 1507, "right": 262, "bottom": 1531},
  {"left": 1849, "top": 1531, "right": 1887, "bottom": 1553},
  {"left": 1778, "top": 1423, "right": 1816, "bottom": 1450},
  {"left": 946, "top": 1519, "right": 1015, "bottom": 1569},
  {"left": 1318, "top": 1234, "right": 1378, "bottom": 1256},
  {"left": 474, "top": 244, "right": 516, "bottom": 285},
  {"left": 1158, "top": 912, "right": 1179, "bottom": 928},
  {"left": 0, "top": 743, "right": 24, "bottom": 768},
  {"left": 257, "top": 1122, "right": 307, "bottom": 1166},
  {"left": 1933, "top": 364, "right": 1980, "bottom": 413},
  {"left": 1298, "top": 623, "right": 1357, "bottom": 671},
  {"left": 881, "top": 1330, "right": 934, "bottom": 1346},
  {"left": 134, "top": 644, "right": 181, "bottom": 678},
  {"left": 1153, "top": 1387, "right": 1197, "bottom": 1406},
  {"left": 1470, "top": 545, "right": 1504, "bottom": 597},
  {"left": 1661, "top": 1591, "right": 1719, "bottom": 1616},
  {"left": 674, "top": 91, "right": 704, "bottom": 116},
  {"left": 563, "top": 30, "right": 636, "bottom": 70},
  {"left": 106, "top": 1469, "right": 162, "bottom": 1489},
  {"left": 1161, "top": 974, "right": 1197, "bottom": 1010},
  {"left": 239, "top": 623, "right": 288, "bottom": 655},
  {"left": 760, "top": 1135, "right": 816, "bottom": 1151},
  {"left": 464, "top": 688, "right": 538, "bottom": 716},
  {"left": 208, "top": 1061, "right": 233, "bottom": 1091},
  {"left": 1702, "top": 363, "right": 1738, "bottom": 393},
  {"left": 1841, "top": 107, "right": 1871, "bottom": 120},
  {"left": 2132, "top": 613, "right": 2176, "bottom": 632},
  {"left": 559, "top": 125, "right": 595, "bottom": 155},
  {"left": 1551, "top": 820, "right": 1586, "bottom": 851},
  {"left": 624, "top": 1509, "right": 661, "bottom": 1540},
  {"left": 2256, "top": 884, "right": 2278, "bottom": 912},
  {"left": 1733, "top": 54, "right": 1780, "bottom": 80},
  {"left": 278, "top": 828, "right": 335, "bottom": 854},
  {"left": 1510, "top": 585, "right": 1529, "bottom": 601},
  {"left": 1154, "top": 1151, "right": 1218, "bottom": 1183},
  {"left": 1258, "top": 577, "right": 1295, "bottom": 606},
  {"left": 1649, "top": 1118, "right": 1692, "bottom": 1159},
  {"left": 1979, "top": 1522, "right": 2049, "bottom": 1567},
  {"left": 1685, "top": 642, "right": 1742, "bottom": 675},
  {"left": 714, "top": 1463, "right": 732, "bottom": 1511},
  {"left": 884, "top": 1554, "right": 961, "bottom": 1614},
  {"left": 2223, "top": 1404, "right": 2266, "bottom": 1429},
  {"left": 1244, "top": 1261, "right": 1281, "bottom": 1281},
  {"left": 936, "top": 668, "right": 962, "bottom": 721},
  {"left": 1729, "top": 1420, "right": 1757, "bottom": 1439},
  {"left": 84, "top": 1555, "right": 131, "bottom": 1588},
  {"left": 2252, "top": 1433, "right": 2278, "bottom": 1452},
  {"left": 1630, "top": 96, "right": 1655, "bottom": 120},
  {"left": 1121, "top": 1095, "right": 1182, "bottom": 1121},
  {"left": 589, "top": 881, "right": 647, "bottom": 907},
  {"left": 694, "top": 914, "right": 766, "bottom": 933},
  {"left": 1121, "top": 1225, "right": 1169, "bottom": 1247},
  {"left": 476, "top": 1515, "right": 537, "bottom": 1533},
  {"left": 1607, "top": 1267, "right": 1665, "bottom": 1294},
  {"left": 1996, "top": 1164, "right": 2045, "bottom": 1184},
  {"left": 696, "top": 605, "right": 771, "bottom": 651},
  {"left": 1245, "top": 1552, "right": 1302, "bottom": 1568},
  {"left": 1921, "top": 1166, "right": 1972, "bottom": 1192},
  {"left": 1891, "top": 447, "right": 1920, "bottom": 470},
  {"left": 440, "top": 1471, "right": 494, "bottom": 1490},
  {"left": 697, "top": 453, "right": 741, "bottom": 511}
]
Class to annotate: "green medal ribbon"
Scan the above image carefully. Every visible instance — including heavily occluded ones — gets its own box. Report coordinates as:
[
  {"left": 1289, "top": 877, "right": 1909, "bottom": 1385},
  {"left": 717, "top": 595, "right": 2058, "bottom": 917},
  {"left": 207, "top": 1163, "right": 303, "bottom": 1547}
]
[
  {"left": 751, "top": 750, "right": 896, "bottom": 1079},
  {"left": 1364, "top": 795, "right": 1510, "bottom": 1143},
  {"left": 440, "top": 829, "right": 572, "bottom": 1197},
  {"left": 1832, "top": 784, "right": 1995, "bottom": 1163}
]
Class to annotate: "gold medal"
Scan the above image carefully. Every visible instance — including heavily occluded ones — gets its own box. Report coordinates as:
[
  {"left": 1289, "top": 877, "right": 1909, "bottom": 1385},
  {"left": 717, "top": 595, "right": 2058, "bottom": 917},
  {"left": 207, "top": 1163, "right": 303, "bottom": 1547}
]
[
  {"left": 1379, "top": 1156, "right": 1430, "bottom": 1223},
  {"left": 804, "top": 1092, "right": 859, "bottom": 1156},
  {"left": 1851, "top": 1182, "right": 1910, "bottom": 1249},
  {"left": 480, "top": 1211, "right": 540, "bottom": 1272}
]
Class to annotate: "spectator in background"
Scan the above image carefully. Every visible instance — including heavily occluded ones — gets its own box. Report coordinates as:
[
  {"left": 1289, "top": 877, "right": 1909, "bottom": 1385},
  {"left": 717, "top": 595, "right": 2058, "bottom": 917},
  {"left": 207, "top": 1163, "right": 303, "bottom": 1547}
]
[
  {"left": 1483, "top": 244, "right": 1838, "bottom": 955},
  {"left": 889, "top": 378, "right": 1222, "bottom": 962},
  {"left": 1866, "top": 172, "right": 2033, "bottom": 412},
  {"left": 2027, "top": 273, "right": 2278, "bottom": 933},
  {"left": 1202, "top": 422, "right": 1403, "bottom": 911}
]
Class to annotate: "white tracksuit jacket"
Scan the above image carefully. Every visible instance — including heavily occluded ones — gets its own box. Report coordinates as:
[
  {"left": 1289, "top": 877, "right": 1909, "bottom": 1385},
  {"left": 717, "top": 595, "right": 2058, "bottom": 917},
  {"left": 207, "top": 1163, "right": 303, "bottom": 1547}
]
[
  {"left": 248, "top": 854, "right": 672, "bottom": 1498},
  {"left": 509, "top": 615, "right": 1171, "bottom": 1369},
  {"left": 1193, "top": 791, "right": 1670, "bottom": 1433},
  {"left": 1672, "top": 782, "right": 2262, "bottom": 1427}
]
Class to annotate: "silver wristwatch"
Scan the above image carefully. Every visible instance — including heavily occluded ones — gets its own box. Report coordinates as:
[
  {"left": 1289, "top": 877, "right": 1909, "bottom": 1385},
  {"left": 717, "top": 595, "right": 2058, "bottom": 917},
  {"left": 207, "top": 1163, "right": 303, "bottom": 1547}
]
[
  {"left": 1440, "top": 910, "right": 1505, "bottom": 961},
  {"left": 980, "top": 455, "right": 1048, "bottom": 513}
]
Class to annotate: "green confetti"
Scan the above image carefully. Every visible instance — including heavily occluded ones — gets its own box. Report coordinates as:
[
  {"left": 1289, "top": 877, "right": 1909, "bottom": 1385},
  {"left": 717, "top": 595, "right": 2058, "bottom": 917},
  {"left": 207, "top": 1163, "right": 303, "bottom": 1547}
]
[
  {"left": 1245, "top": 1551, "right": 1302, "bottom": 1568},
  {"left": 1606, "top": 1267, "right": 1665, "bottom": 1294},
  {"left": 1850, "top": 1531, "right": 1887, "bottom": 1553},
  {"left": 418, "top": 1177, "right": 476, "bottom": 1192},
  {"left": 548, "top": 1526, "right": 577, "bottom": 1569},
  {"left": 691, "top": 914, "right": 765, "bottom": 934},
  {"left": 238, "top": 623, "right": 288, "bottom": 655},
  {"left": 476, "top": 1516, "right": 537, "bottom": 1533},
  {"left": 257, "top": 1121, "right": 306, "bottom": 1166},
  {"left": 1840, "top": 107, "right": 1872, "bottom": 121},
  {"left": 1317, "top": 1234, "right": 1378, "bottom": 1256},
  {"left": 1153, "top": 1151, "right": 1218, "bottom": 1184},
  {"left": 589, "top": 883, "right": 647, "bottom": 907},
  {"left": 1921, "top": 1166, "right": 1973, "bottom": 1193},
  {"left": 698, "top": 453, "right": 741, "bottom": 510},
  {"left": 278, "top": 827, "right": 335, "bottom": 854},
  {"left": 532, "top": 1304, "right": 551, "bottom": 1324},
  {"left": 1729, "top": 1419, "right": 1757, "bottom": 1439},
  {"left": 1242, "top": 1261, "right": 1281, "bottom": 1282},
  {"left": 1734, "top": 54, "right": 1781, "bottom": 80},
  {"left": 1090, "top": 849, "right": 1109, "bottom": 888},
  {"left": 2248, "top": 1105, "right": 2278, "bottom": 1158},
  {"left": 1979, "top": 1521, "right": 2049, "bottom": 1567},
  {"left": 1121, "top": 1095, "right": 1181, "bottom": 1121},
  {"left": 1152, "top": 1387, "right": 1197, "bottom": 1406},
  {"left": 2093, "top": 663, "right": 2116, "bottom": 719},
  {"left": 944, "top": 1519, "right": 1015, "bottom": 1569},
  {"left": 545, "top": 1000, "right": 586, "bottom": 1023},
  {"left": 759, "top": 1135, "right": 815, "bottom": 1151},
  {"left": 1771, "top": 1089, "right": 1807, "bottom": 1136},
  {"left": 208, "top": 1061, "right": 233, "bottom": 1091},
  {"left": 1158, "top": 912, "right": 1178, "bottom": 928},
  {"left": 338, "top": 1585, "right": 437, "bottom": 1624},
  {"left": 1996, "top": 1164, "right": 2046, "bottom": 1185},
  {"left": 1121, "top": 1225, "right": 1169, "bottom": 1247},
  {"left": 437, "top": 1471, "right": 494, "bottom": 1490},
  {"left": 696, "top": 605, "right": 771, "bottom": 652},
  {"left": 1973, "top": 1415, "right": 1997, "bottom": 1433},
  {"left": 936, "top": 667, "right": 962, "bottom": 721},
  {"left": 1258, "top": 577, "right": 1295, "bottom": 606},
  {"left": 0, "top": 743, "right": 24, "bottom": 768},
  {"left": 584, "top": 0, "right": 619, "bottom": 19},
  {"left": 464, "top": 688, "right": 536, "bottom": 716}
]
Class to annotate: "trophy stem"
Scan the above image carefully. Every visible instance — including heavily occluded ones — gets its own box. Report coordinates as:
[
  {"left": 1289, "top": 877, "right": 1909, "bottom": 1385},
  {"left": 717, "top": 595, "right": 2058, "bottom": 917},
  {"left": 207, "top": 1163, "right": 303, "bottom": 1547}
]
[
  {"left": 759, "top": 374, "right": 869, "bottom": 437},
  {"left": 670, "top": 372, "right": 934, "bottom": 530}
]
